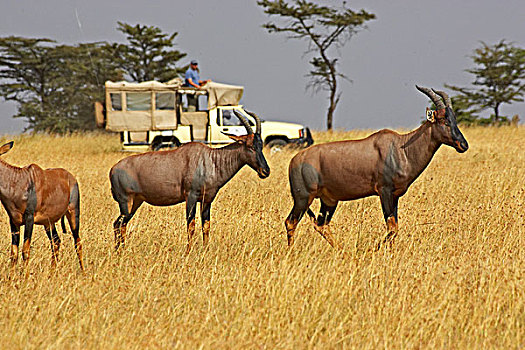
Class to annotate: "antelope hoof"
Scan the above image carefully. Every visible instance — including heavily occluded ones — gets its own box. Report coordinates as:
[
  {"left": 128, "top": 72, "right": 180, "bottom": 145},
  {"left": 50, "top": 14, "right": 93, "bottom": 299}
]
[
  {"left": 384, "top": 231, "right": 398, "bottom": 244},
  {"left": 287, "top": 234, "right": 295, "bottom": 247},
  {"left": 377, "top": 231, "right": 397, "bottom": 251},
  {"left": 114, "top": 238, "right": 125, "bottom": 252}
]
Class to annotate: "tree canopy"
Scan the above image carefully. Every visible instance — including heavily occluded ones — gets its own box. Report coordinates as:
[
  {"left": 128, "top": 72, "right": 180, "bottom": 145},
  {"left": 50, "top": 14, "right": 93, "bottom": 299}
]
[
  {"left": 446, "top": 40, "right": 525, "bottom": 124},
  {"left": 258, "top": 0, "right": 375, "bottom": 130},
  {"left": 110, "top": 22, "right": 187, "bottom": 83}
]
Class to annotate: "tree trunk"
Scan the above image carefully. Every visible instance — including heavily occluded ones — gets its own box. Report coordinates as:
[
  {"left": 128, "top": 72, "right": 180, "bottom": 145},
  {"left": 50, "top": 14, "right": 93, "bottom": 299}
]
[
  {"left": 326, "top": 65, "right": 338, "bottom": 130},
  {"left": 326, "top": 99, "right": 336, "bottom": 130},
  {"left": 493, "top": 104, "right": 500, "bottom": 124}
]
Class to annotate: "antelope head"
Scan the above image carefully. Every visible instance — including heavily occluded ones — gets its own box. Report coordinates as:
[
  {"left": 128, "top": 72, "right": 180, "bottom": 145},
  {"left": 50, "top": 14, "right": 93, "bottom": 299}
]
[
  {"left": 416, "top": 86, "right": 469, "bottom": 153},
  {"left": 223, "top": 111, "right": 270, "bottom": 179}
]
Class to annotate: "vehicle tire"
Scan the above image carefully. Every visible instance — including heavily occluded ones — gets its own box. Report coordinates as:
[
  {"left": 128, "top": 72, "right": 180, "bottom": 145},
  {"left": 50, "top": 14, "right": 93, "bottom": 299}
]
[{"left": 267, "top": 139, "right": 288, "bottom": 154}]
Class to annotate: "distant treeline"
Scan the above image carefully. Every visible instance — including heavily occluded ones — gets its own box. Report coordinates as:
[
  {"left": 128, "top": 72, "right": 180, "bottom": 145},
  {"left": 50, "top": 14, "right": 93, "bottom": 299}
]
[
  {"left": 1, "top": 20, "right": 524, "bottom": 133},
  {"left": 0, "top": 22, "right": 187, "bottom": 133}
]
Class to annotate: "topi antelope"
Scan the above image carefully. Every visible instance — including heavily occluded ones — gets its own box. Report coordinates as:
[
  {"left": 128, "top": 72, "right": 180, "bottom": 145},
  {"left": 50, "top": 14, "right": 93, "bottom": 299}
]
[
  {"left": 0, "top": 141, "right": 84, "bottom": 271},
  {"left": 285, "top": 86, "right": 469, "bottom": 250},
  {"left": 110, "top": 112, "right": 270, "bottom": 253}
]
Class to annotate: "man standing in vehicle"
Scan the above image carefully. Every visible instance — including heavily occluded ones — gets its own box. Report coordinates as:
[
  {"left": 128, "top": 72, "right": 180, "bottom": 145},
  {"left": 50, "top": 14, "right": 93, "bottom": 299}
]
[{"left": 184, "top": 60, "right": 210, "bottom": 111}]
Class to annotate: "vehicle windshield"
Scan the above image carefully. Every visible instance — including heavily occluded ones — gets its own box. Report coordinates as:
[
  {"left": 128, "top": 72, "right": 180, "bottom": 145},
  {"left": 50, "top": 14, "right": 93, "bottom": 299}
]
[{"left": 221, "top": 108, "right": 255, "bottom": 127}]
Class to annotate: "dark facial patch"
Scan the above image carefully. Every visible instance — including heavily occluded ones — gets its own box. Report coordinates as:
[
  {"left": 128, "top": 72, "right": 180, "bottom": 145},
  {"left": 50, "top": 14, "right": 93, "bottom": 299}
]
[
  {"left": 445, "top": 107, "right": 469, "bottom": 153},
  {"left": 253, "top": 134, "right": 270, "bottom": 178}
]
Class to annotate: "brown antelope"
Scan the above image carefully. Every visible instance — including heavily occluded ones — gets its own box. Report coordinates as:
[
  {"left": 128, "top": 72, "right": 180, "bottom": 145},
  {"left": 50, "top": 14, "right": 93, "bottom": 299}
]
[
  {"left": 285, "top": 86, "right": 469, "bottom": 250},
  {"left": 0, "top": 141, "right": 83, "bottom": 270},
  {"left": 110, "top": 112, "right": 270, "bottom": 253}
]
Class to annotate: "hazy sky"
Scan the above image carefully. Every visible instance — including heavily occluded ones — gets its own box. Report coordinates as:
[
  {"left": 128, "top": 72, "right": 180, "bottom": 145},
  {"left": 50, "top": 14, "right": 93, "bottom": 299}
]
[{"left": 1, "top": 0, "right": 524, "bottom": 134}]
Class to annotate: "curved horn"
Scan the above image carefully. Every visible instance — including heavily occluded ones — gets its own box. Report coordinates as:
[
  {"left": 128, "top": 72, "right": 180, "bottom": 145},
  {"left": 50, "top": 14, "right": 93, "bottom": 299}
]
[
  {"left": 236, "top": 112, "right": 253, "bottom": 135},
  {"left": 432, "top": 88, "right": 452, "bottom": 108},
  {"left": 245, "top": 110, "right": 262, "bottom": 135},
  {"left": 415, "top": 85, "right": 445, "bottom": 110}
]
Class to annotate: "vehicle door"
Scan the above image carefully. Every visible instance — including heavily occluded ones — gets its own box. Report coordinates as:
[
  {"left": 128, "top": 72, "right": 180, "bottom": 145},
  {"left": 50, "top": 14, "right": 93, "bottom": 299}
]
[{"left": 211, "top": 107, "right": 254, "bottom": 144}]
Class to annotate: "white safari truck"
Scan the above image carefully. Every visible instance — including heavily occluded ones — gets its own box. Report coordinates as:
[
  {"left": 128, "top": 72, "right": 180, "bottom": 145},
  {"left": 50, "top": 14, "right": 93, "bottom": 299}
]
[{"left": 94, "top": 79, "right": 313, "bottom": 152}]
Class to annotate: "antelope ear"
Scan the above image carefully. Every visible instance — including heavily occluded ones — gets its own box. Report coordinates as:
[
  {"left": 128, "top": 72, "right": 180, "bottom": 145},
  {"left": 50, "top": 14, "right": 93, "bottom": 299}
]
[
  {"left": 426, "top": 108, "right": 436, "bottom": 123},
  {"left": 0, "top": 141, "right": 14, "bottom": 155},
  {"left": 221, "top": 132, "right": 246, "bottom": 143}
]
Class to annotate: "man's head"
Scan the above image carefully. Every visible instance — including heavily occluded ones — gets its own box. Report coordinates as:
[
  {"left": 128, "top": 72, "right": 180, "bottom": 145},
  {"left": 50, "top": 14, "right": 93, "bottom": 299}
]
[{"left": 190, "top": 60, "right": 198, "bottom": 68}]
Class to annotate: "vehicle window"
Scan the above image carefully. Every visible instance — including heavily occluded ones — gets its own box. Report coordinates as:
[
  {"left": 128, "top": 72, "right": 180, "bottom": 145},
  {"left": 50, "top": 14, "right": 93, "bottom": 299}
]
[
  {"left": 110, "top": 93, "right": 122, "bottom": 111},
  {"left": 197, "top": 95, "right": 208, "bottom": 111},
  {"left": 126, "top": 92, "right": 151, "bottom": 111},
  {"left": 222, "top": 109, "right": 242, "bottom": 126},
  {"left": 155, "top": 92, "right": 175, "bottom": 110},
  {"left": 181, "top": 93, "right": 198, "bottom": 112}
]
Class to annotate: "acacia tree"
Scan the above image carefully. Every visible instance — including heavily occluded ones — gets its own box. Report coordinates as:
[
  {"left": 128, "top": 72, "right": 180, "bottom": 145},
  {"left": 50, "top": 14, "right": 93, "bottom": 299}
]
[
  {"left": 111, "top": 22, "right": 187, "bottom": 82},
  {"left": 446, "top": 40, "right": 525, "bottom": 124},
  {"left": 257, "top": 0, "right": 375, "bottom": 130}
]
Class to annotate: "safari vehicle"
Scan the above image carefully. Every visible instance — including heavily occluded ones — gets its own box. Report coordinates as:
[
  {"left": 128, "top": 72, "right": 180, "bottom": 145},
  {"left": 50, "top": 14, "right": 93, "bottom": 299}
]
[{"left": 94, "top": 79, "right": 313, "bottom": 152}]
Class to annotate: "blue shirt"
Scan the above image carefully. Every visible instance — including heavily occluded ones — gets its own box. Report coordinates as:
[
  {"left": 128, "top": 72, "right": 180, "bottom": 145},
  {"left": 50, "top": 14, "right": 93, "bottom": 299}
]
[{"left": 184, "top": 67, "right": 200, "bottom": 87}]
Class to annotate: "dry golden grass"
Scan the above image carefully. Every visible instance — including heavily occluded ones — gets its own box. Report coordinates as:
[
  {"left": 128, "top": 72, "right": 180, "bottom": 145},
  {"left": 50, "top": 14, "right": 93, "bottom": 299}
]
[{"left": 0, "top": 126, "right": 524, "bottom": 349}]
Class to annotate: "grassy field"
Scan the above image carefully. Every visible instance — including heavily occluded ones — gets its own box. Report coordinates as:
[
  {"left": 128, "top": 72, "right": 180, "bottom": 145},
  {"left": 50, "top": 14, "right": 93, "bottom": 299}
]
[{"left": 0, "top": 126, "right": 524, "bottom": 349}]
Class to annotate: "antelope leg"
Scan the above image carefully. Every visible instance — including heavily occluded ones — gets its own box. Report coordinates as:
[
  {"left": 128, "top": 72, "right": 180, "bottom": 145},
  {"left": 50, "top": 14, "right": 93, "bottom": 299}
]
[
  {"left": 113, "top": 215, "right": 126, "bottom": 251},
  {"left": 10, "top": 220, "right": 20, "bottom": 269},
  {"left": 285, "top": 190, "right": 315, "bottom": 248},
  {"left": 22, "top": 214, "right": 34, "bottom": 271},
  {"left": 185, "top": 194, "right": 198, "bottom": 255},
  {"left": 313, "top": 201, "right": 340, "bottom": 249},
  {"left": 201, "top": 202, "right": 212, "bottom": 248},
  {"left": 378, "top": 192, "right": 399, "bottom": 250},
  {"left": 65, "top": 211, "right": 84, "bottom": 271},
  {"left": 45, "top": 225, "right": 61, "bottom": 268}
]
